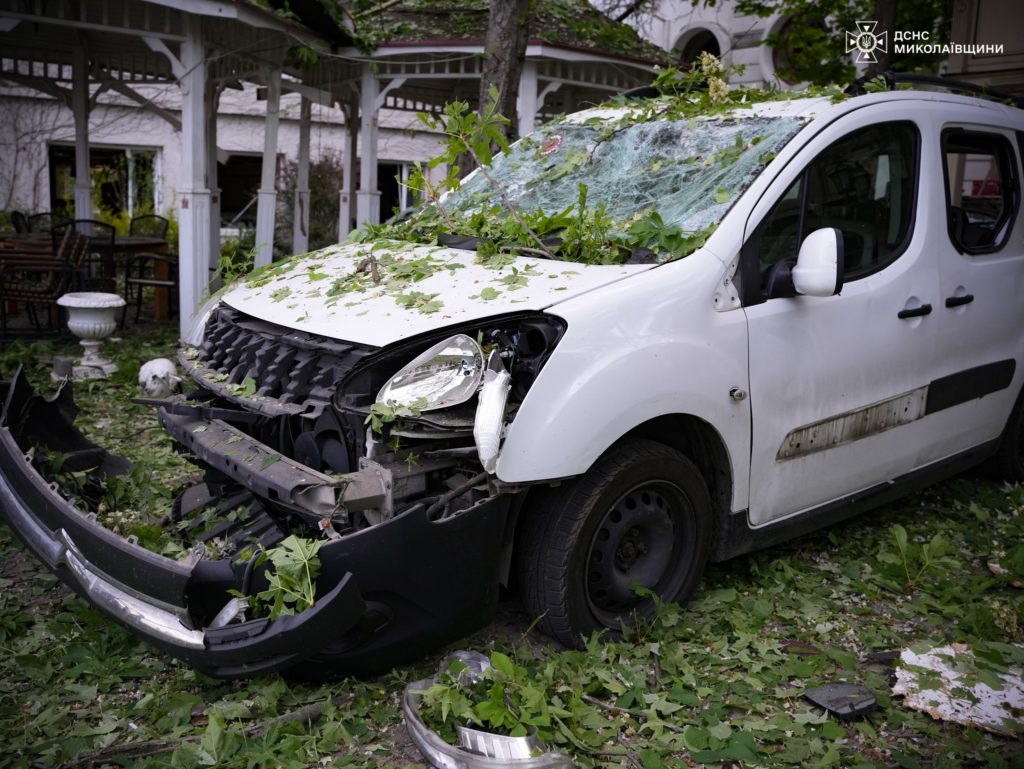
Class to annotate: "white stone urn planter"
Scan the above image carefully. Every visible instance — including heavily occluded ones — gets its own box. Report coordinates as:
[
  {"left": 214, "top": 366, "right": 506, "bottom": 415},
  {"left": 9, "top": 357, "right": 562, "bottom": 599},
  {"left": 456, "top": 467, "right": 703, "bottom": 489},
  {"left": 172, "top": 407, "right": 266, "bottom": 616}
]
[{"left": 57, "top": 292, "right": 126, "bottom": 380}]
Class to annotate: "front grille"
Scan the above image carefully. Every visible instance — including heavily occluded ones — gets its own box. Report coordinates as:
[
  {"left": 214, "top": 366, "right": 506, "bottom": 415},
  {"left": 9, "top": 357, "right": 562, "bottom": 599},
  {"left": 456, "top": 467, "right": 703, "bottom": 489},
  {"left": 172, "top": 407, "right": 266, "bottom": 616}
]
[{"left": 190, "top": 305, "right": 376, "bottom": 416}]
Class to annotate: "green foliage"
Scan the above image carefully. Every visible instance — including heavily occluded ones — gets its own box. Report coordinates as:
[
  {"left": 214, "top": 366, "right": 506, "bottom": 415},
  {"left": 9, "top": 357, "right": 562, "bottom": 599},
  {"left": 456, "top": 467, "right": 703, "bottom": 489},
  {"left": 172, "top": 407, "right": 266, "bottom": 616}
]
[
  {"left": 344, "top": 0, "right": 670, "bottom": 63},
  {"left": 418, "top": 651, "right": 573, "bottom": 743},
  {"left": 250, "top": 535, "right": 324, "bottom": 620},
  {"left": 216, "top": 231, "right": 257, "bottom": 287},
  {"left": 356, "top": 53, "right": 792, "bottom": 271},
  {"left": 420, "top": 85, "right": 512, "bottom": 169},
  {"left": 277, "top": 149, "right": 344, "bottom": 252},
  {"left": 287, "top": 43, "right": 319, "bottom": 68},
  {"left": 627, "top": 212, "right": 716, "bottom": 261},
  {"left": 415, "top": 89, "right": 557, "bottom": 256},
  {"left": 1, "top": 327, "right": 1021, "bottom": 768},
  {"left": 366, "top": 397, "right": 429, "bottom": 433},
  {"left": 718, "top": 0, "right": 952, "bottom": 86},
  {"left": 556, "top": 183, "right": 618, "bottom": 264},
  {"left": 87, "top": 147, "right": 160, "bottom": 220},
  {"left": 875, "top": 523, "right": 959, "bottom": 592},
  {"left": 863, "top": 74, "right": 891, "bottom": 93},
  {"left": 764, "top": 7, "right": 856, "bottom": 86},
  {"left": 92, "top": 207, "right": 131, "bottom": 235}
]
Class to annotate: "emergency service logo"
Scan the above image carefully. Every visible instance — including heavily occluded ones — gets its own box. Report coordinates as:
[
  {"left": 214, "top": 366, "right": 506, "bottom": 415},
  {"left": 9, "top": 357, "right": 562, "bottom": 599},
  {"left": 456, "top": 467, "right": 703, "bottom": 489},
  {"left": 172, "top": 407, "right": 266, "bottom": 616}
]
[
  {"left": 841, "top": 22, "right": 1002, "bottom": 59},
  {"left": 845, "top": 21, "right": 888, "bottom": 64}
]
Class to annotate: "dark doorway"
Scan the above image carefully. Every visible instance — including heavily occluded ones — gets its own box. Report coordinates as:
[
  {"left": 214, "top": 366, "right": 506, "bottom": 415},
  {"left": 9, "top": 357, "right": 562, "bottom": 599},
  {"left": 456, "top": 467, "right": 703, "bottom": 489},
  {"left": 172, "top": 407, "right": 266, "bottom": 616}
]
[
  {"left": 218, "top": 155, "right": 265, "bottom": 226},
  {"left": 378, "top": 162, "right": 403, "bottom": 221},
  {"left": 677, "top": 29, "right": 721, "bottom": 67}
]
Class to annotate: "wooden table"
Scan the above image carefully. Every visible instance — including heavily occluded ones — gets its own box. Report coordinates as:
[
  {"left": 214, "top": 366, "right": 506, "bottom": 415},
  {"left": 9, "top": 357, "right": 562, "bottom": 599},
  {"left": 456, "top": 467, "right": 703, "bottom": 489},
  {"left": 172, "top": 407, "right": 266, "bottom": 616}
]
[
  {"left": 0, "top": 233, "right": 168, "bottom": 255},
  {"left": 113, "top": 235, "right": 169, "bottom": 255},
  {"left": 0, "top": 233, "right": 53, "bottom": 253}
]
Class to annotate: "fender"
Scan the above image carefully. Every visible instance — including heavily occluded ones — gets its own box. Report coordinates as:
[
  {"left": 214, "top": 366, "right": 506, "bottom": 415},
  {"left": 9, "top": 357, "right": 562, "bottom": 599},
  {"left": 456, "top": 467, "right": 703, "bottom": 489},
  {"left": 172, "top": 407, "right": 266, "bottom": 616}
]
[{"left": 497, "top": 252, "right": 752, "bottom": 512}]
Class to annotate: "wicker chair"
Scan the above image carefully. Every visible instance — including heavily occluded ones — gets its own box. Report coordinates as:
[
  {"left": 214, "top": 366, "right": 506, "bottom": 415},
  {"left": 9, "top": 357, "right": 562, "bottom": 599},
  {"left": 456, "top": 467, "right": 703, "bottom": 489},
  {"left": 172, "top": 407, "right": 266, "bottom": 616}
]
[
  {"left": 0, "top": 228, "right": 89, "bottom": 336},
  {"left": 52, "top": 219, "right": 115, "bottom": 292}
]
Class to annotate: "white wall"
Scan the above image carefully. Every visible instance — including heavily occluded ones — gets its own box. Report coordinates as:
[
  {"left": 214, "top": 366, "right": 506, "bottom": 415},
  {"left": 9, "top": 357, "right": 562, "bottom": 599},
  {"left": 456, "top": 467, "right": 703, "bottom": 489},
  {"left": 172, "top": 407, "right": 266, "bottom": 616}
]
[
  {"left": 623, "top": 0, "right": 791, "bottom": 88},
  {"left": 0, "top": 82, "right": 445, "bottom": 218}
]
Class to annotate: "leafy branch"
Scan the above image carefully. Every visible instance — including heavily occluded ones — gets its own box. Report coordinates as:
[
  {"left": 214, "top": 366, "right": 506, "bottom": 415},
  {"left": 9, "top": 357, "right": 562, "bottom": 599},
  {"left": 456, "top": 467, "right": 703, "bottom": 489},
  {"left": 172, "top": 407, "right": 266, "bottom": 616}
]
[
  {"left": 421, "top": 86, "right": 555, "bottom": 258},
  {"left": 241, "top": 535, "right": 324, "bottom": 619}
]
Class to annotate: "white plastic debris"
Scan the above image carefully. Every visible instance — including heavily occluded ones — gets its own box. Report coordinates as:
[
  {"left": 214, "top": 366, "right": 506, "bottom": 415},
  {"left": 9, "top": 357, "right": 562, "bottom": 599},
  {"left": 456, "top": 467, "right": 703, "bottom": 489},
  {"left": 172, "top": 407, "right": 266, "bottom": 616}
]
[
  {"left": 892, "top": 643, "right": 1024, "bottom": 736},
  {"left": 403, "top": 651, "right": 572, "bottom": 769},
  {"left": 474, "top": 353, "right": 511, "bottom": 475},
  {"left": 139, "top": 357, "right": 182, "bottom": 398}
]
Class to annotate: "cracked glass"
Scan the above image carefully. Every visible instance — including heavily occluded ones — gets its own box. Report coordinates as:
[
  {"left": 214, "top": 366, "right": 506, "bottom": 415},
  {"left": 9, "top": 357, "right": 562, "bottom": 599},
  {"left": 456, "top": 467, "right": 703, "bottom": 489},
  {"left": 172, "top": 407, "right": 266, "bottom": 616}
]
[{"left": 446, "top": 114, "right": 806, "bottom": 234}]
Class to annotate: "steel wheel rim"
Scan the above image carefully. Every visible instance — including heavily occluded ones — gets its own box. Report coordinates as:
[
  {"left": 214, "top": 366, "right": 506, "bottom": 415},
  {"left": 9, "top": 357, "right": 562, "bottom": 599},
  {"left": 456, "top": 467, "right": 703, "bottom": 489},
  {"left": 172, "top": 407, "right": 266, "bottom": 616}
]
[{"left": 584, "top": 480, "right": 693, "bottom": 626}]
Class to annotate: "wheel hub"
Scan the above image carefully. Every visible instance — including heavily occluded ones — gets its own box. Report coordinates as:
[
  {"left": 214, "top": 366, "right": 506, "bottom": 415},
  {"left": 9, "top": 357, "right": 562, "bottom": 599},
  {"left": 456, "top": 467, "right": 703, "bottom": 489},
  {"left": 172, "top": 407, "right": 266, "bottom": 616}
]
[
  {"left": 615, "top": 529, "right": 648, "bottom": 571},
  {"left": 586, "top": 483, "right": 681, "bottom": 617}
]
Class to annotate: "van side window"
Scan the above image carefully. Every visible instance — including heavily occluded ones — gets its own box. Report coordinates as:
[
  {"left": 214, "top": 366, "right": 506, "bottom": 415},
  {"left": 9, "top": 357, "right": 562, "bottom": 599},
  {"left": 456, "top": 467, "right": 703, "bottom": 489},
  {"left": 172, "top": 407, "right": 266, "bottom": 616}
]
[
  {"left": 750, "top": 122, "right": 920, "bottom": 299},
  {"left": 943, "top": 129, "right": 1020, "bottom": 254}
]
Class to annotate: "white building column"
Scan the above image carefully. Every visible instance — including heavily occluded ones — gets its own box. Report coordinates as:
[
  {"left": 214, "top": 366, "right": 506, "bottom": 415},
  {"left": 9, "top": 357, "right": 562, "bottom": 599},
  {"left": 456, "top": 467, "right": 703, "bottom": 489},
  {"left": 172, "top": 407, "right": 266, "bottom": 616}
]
[
  {"left": 338, "top": 95, "right": 358, "bottom": 241},
  {"left": 292, "top": 96, "right": 311, "bottom": 255},
  {"left": 254, "top": 69, "right": 281, "bottom": 267},
  {"left": 206, "top": 84, "right": 221, "bottom": 279},
  {"left": 517, "top": 61, "right": 538, "bottom": 137},
  {"left": 177, "top": 18, "right": 211, "bottom": 337},
  {"left": 71, "top": 43, "right": 93, "bottom": 220},
  {"left": 355, "top": 65, "right": 380, "bottom": 227}
]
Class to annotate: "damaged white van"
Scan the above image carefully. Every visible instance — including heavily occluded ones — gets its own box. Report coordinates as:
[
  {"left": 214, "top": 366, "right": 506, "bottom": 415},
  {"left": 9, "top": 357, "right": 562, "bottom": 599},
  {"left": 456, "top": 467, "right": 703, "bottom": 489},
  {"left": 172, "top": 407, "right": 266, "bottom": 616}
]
[{"left": 2, "top": 73, "right": 1022, "bottom": 678}]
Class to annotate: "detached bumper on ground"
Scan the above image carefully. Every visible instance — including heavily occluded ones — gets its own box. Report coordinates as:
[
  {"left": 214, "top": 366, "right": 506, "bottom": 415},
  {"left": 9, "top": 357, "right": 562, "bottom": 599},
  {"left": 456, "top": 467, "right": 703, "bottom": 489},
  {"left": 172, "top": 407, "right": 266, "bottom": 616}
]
[{"left": 0, "top": 369, "right": 510, "bottom": 678}]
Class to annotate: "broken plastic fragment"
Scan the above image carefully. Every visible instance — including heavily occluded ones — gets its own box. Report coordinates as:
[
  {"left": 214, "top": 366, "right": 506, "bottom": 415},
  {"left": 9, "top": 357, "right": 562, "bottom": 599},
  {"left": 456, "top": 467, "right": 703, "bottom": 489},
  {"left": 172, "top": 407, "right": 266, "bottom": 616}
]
[
  {"left": 402, "top": 651, "right": 572, "bottom": 769},
  {"left": 803, "top": 682, "right": 876, "bottom": 720},
  {"left": 892, "top": 643, "right": 1024, "bottom": 736}
]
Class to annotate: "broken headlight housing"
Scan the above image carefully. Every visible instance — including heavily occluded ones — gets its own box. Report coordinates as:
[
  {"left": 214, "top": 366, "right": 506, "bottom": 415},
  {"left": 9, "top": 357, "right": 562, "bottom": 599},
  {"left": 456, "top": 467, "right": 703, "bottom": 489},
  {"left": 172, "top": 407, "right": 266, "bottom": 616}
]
[
  {"left": 336, "top": 313, "right": 567, "bottom": 441},
  {"left": 376, "top": 333, "right": 485, "bottom": 412}
]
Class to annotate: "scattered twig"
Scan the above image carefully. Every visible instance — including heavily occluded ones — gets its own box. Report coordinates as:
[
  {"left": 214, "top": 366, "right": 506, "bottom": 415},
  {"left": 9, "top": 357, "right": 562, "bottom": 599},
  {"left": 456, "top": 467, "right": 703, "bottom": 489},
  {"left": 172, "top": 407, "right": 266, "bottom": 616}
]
[
  {"left": 581, "top": 694, "right": 685, "bottom": 734},
  {"left": 350, "top": 0, "right": 403, "bottom": 20},
  {"left": 461, "top": 142, "right": 555, "bottom": 259},
  {"left": 500, "top": 244, "right": 555, "bottom": 259},
  {"left": 62, "top": 694, "right": 354, "bottom": 768},
  {"left": 353, "top": 255, "right": 382, "bottom": 284}
]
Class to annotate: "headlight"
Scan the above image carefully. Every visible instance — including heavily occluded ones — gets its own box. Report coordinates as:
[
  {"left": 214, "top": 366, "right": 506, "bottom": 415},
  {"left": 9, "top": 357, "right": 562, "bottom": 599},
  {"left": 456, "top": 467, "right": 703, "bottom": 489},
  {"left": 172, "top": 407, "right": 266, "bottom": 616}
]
[{"left": 376, "top": 333, "right": 485, "bottom": 411}]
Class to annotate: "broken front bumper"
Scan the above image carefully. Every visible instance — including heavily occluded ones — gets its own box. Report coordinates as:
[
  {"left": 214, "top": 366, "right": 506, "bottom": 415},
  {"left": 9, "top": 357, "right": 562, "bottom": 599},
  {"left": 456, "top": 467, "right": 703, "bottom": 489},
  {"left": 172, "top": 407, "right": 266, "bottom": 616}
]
[{"left": 0, "top": 370, "right": 510, "bottom": 678}]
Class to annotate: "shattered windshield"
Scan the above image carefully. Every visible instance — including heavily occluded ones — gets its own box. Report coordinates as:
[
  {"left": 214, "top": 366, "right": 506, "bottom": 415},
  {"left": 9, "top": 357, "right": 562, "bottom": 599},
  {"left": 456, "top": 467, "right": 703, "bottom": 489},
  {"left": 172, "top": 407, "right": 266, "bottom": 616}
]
[{"left": 445, "top": 114, "right": 805, "bottom": 239}]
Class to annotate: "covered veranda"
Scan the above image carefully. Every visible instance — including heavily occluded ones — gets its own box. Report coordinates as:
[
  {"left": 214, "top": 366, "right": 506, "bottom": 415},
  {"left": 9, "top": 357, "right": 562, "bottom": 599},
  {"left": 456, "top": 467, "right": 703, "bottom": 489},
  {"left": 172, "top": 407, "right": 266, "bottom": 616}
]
[{"left": 0, "top": 0, "right": 659, "bottom": 338}]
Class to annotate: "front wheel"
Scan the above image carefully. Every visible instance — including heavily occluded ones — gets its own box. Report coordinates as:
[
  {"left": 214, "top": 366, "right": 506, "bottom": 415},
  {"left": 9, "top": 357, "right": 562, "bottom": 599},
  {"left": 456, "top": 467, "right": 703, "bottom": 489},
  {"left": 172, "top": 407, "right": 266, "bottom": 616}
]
[{"left": 517, "top": 439, "right": 712, "bottom": 646}]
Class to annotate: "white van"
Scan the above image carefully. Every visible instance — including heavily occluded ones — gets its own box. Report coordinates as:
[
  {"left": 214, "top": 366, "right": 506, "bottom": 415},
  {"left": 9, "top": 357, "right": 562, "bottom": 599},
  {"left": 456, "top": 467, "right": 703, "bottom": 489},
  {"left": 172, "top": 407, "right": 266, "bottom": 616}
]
[{"left": 2, "top": 75, "right": 1021, "bottom": 678}]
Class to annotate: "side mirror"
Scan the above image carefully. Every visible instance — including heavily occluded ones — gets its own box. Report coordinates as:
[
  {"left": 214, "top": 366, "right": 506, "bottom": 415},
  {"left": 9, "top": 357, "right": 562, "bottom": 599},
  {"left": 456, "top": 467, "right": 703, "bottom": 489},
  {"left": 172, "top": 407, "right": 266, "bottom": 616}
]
[{"left": 793, "top": 227, "right": 844, "bottom": 297}]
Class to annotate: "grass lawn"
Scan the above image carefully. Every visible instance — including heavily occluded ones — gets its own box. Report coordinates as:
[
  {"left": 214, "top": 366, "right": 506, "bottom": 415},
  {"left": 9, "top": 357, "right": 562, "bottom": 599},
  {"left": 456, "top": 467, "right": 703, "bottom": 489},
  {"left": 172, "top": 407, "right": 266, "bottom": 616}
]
[{"left": 0, "top": 329, "right": 1022, "bottom": 768}]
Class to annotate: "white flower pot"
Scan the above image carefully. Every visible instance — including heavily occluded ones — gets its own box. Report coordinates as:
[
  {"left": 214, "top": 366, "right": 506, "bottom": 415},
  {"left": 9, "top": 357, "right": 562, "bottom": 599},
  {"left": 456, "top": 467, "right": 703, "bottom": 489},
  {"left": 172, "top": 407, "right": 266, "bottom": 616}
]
[{"left": 57, "top": 292, "right": 126, "bottom": 379}]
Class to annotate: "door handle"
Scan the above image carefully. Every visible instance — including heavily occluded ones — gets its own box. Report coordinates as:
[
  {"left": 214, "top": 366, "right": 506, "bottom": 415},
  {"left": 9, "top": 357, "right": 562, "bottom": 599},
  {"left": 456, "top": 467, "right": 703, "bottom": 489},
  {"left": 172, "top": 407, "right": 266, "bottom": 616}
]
[
  {"left": 945, "top": 294, "right": 974, "bottom": 308},
  {"left": 898, "top": 304, "right": 932, "bottom": 320}
]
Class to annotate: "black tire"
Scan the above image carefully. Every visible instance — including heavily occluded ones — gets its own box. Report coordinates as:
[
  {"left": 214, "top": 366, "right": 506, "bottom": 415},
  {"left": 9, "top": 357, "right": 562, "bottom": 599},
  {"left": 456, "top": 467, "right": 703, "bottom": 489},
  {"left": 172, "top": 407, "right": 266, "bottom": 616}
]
[
  {"left": 991, "top": 387, "right": 1024, "bottom": 482},
  {"left": 517, "top": 438, "right": 712, "bottom": 646}
]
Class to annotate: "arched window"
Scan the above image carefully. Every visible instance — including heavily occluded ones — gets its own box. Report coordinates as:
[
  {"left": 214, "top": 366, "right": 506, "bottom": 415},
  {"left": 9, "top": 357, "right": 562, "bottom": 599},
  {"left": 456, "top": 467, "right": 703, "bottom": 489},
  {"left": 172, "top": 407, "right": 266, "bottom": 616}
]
[{"left": 675, "top": 28, "right": 721, "bottom": 68}]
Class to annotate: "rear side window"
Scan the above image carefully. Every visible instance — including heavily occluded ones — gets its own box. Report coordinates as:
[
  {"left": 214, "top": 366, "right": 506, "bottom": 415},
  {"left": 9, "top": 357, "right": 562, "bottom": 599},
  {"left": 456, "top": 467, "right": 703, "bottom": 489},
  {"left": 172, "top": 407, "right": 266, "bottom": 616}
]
[
  {"left": 749, "top": 122, "right": 919, "bottom": 299},
  {"left": 943, "top": 129, "right": 1020, "bottom": 254}
]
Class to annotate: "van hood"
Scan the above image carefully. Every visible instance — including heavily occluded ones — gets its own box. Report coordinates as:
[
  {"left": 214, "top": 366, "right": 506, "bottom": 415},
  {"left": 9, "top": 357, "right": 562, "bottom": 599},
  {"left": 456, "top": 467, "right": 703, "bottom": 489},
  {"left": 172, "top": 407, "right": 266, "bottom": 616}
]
[{"left": 222, "top": 241, "right": 650, "bottom": 347}]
